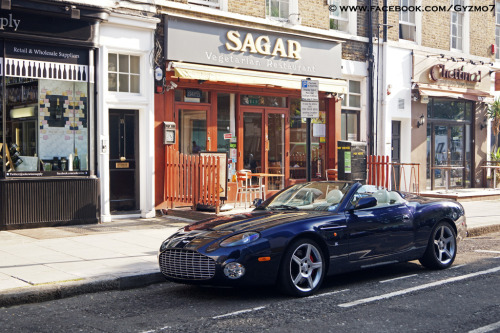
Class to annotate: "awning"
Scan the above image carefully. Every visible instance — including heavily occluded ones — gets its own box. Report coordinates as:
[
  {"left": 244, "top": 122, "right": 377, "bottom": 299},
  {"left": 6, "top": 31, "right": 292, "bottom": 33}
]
[
  {"left": 169, "top": 62, "right": 347, "bottom": 94},
  {"left": 419, "top": 86, "right": 494, "bottom": 103}
]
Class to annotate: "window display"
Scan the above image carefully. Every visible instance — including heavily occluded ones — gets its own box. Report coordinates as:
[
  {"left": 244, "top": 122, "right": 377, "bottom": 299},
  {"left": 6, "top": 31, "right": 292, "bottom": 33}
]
[{"left": 0, "top": 41, "right": 90, "bottom": 177}]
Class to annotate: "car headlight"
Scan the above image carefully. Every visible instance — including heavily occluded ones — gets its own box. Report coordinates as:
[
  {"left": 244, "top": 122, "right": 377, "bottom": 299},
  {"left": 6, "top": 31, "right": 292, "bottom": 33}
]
[{"left": 220, "top": 232, "right": 260, "bottom": 247}]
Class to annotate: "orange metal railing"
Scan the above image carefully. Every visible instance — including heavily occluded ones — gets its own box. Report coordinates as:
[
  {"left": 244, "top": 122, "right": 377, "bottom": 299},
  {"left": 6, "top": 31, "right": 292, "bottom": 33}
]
[{"left": 367, "top": 155, "right": 420, "bottom": 194}]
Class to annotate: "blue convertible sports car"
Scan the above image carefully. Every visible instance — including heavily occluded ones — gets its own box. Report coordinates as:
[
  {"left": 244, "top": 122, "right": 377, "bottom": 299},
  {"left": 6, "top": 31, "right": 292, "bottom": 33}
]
[{"left": 158, "top": 181, "right": 467, "bottom": 297}]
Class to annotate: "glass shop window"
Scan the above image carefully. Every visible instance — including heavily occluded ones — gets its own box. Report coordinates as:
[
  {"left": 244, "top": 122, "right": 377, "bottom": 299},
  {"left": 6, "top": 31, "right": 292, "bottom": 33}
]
[
  {"left": 1, "top": 47, "right": 90, "bottom": 177},
  {"left": 289, "top": 98, "right": 326, "bottom": 180},
  {"left": 217, "top": 93, "right": 231, "bottom": 153}
]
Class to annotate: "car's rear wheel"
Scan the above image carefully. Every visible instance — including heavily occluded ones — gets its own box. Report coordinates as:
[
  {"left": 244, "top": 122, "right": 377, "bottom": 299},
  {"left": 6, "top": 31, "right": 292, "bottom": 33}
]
[
  {"left": 419, "top": 221, "right": 457, "bottom": 269},
  {"left": 278, "top": 238, "right": 325, "bottom": 297}
]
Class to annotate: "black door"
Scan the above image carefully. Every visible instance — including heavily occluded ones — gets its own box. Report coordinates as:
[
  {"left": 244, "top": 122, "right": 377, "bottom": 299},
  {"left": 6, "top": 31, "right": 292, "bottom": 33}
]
[
  {"left": 109, "top": 110, "right": 139, "bottom": 212},
  {"left": 391, "top": 121, "right": 401, "bottom": 190}
]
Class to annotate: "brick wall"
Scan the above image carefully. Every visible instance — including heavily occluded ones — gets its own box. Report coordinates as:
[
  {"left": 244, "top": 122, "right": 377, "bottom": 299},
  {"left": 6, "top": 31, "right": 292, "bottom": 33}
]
[
  {"left": 228, "top": 0, "right": 265, "bottom": 18},
  {"left": 343, "top": 40, "right": 368, "bottom": 61},
  {"left": 299, "top": 0, "right": 329, "bottom": 30},
  {"left": 469, "top": 0, "right": 495, "bottom": 59},
  {"left": 421, "top": 0, "right": 450, "bottom": 49}
]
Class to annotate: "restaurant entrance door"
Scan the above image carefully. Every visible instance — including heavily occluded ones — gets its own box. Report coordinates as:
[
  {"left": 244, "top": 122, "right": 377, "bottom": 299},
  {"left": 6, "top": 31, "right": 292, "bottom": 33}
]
[{"left": 239, "top": 108, "right": 288, "bottom": 195}]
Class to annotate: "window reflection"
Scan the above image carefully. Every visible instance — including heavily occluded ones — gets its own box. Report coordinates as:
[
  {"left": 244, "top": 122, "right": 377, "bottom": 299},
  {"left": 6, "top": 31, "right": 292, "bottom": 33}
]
[{"left": 289, "top": 98, "right": 326, "bottom": 180}]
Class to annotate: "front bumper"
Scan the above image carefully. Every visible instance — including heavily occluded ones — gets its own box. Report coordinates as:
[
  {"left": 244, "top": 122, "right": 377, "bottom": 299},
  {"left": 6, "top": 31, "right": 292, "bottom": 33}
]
[{"left": 158, "top": 246, "right": 281, "bottom": 287}]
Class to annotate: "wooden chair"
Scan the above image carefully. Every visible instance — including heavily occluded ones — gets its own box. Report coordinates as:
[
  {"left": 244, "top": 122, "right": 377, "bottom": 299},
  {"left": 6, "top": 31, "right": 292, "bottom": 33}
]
[
  {"left": 236, "top": 170, "right": 259, "bottom": 209},
  {"left": 326, "top": 169, "right": 338, "bottom": 181}
]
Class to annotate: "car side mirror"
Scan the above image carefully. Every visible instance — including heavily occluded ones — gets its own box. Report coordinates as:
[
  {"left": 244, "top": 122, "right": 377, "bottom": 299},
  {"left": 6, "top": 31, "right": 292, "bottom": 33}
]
[
  {"left": 354, "top": 196, "right": 377, "bottom": 210},
  {"left": 253, "top": 198, "right": 264, "bottom": 208}
]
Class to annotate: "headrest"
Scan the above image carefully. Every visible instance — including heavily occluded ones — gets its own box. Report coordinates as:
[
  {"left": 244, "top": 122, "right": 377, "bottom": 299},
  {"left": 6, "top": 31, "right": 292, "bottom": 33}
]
[
  {"left": 326, "top": 189, "right": 343, "bottom": 204},
  {"left": 373, "top": 190, "right": 389, "bottom": 204}
]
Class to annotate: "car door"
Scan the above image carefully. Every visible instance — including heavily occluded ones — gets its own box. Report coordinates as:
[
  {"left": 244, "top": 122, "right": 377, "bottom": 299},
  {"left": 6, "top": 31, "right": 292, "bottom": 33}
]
[{"left": 345, "top": 188, "right": 414, "bottom": 261}]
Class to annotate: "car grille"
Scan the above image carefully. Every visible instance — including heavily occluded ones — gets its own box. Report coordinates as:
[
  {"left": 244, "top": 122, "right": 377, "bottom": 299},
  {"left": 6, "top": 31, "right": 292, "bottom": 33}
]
[{"left": 159, "top": 249, "right": 216, "bottom": 280}]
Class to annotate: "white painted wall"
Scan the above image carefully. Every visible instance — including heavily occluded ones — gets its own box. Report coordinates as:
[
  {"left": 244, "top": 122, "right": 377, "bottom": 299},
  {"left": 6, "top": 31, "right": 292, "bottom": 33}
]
[
  {"left": 375, "top": 44, "right": 413, "bottom": 163},
  {"left": 98, "top": 13, "right": 159, "bottom": 222}
]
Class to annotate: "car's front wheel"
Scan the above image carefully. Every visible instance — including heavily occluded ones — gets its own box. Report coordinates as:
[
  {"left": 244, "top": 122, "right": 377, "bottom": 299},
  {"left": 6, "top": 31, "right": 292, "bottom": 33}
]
[
  {"left": 278, "top": 238, "right": 325, "bottom": 297},
  {"left": 419, "top": 221, "right": 457, "bottom": 269}
]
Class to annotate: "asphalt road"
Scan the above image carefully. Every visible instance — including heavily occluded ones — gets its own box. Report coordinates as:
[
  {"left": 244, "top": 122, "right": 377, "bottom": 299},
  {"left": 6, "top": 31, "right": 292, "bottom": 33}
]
[{"left": 1, "top": 232, "right": 500, "bottom": 333}]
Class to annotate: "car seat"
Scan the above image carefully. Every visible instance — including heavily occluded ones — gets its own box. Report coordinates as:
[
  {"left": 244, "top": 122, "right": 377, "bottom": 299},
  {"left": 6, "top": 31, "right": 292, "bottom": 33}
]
[
  {"left": 373, "top": 189, "right": 390, "bottom": 206},
  {"left": 326, "top": 189, "right": 343, "bottom": 204}
]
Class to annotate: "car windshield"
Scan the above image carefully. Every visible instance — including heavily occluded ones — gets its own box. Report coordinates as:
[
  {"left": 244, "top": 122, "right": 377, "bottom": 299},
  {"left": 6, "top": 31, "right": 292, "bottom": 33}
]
[{"left": 263, "top": 181, "right": 354, "bottom": 212}]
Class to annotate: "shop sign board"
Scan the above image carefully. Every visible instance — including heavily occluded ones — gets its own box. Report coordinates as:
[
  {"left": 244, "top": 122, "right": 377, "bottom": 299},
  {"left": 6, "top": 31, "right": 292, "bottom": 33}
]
[
  {"left": 165, "top": 16, "right": 342, "bottom": 78},
  {"left": 413, "top": 52, "right": 490, "bottom": 92},
  {"left": 0, "top": 9, "right": 95, "bottom": 43}
]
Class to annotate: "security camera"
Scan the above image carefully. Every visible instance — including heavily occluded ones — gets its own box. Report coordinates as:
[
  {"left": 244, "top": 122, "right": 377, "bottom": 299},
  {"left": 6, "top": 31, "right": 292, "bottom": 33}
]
[{"left": 169, "top": 81, "right": 177, "bottom": 89}]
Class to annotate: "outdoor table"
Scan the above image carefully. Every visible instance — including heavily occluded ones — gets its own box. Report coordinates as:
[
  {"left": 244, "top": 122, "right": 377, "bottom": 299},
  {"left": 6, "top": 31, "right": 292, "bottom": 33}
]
[
  {"left": 430, "top": 165, "right": 464, "bottom": 192},
  {"left": 251, "top": 172, "right": 285, "bottom": 200},
  {"left": 481, "top": 165, "right": 500, "bottom": 189}
]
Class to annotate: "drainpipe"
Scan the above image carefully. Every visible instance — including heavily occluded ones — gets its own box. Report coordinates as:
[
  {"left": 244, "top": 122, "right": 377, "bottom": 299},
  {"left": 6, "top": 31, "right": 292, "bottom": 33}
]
[{"left": 367, "top": 0, "right": 374, "bottom": 155}]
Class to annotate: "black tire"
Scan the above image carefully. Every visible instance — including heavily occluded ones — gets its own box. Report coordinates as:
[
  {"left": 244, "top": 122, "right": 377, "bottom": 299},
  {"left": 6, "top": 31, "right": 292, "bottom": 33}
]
[
  {"left": 278, "top": 238, "right": 325, "bottom": 297},
  {"left": 419, "top": 221, "right": 457, "bottom": 269}
]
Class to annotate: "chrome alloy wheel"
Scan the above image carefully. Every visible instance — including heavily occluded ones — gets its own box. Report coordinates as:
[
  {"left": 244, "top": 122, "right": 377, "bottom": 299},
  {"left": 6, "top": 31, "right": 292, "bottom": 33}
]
[
  {"left": 289, "top": 243, "right": 324, "bottom": 292},
  {"left": 432, "top": 224, "right": 456, "bottom": 265}
]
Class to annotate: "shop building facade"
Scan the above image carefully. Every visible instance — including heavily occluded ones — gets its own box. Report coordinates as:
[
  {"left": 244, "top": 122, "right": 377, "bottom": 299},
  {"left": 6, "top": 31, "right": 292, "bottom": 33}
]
[
  {"left": 374, "top": 0, "right": 496, "bottom": 192},
  {"left": 0, "top": 1, "right": 107, "bottom": 229},
  {"left": 97, "top": 11, "right": 159, "bottom": 221},
  {"left": 154, "top": 0, "right": 371, "bottom": 207},
  {"left": 0, "top": 0, "right": 160, "bottom": 229}
]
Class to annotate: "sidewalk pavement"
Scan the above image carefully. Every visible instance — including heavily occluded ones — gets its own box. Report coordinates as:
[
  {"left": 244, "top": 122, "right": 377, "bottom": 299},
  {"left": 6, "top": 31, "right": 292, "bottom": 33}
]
[{"left": 1, "top": 201, "right": 500, "bottom": 308}]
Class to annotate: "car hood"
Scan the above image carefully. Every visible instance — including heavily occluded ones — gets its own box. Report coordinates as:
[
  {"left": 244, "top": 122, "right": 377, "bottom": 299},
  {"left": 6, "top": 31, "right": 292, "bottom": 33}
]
[
  {"left": 185, "top": 210, "right": 327, "bottom": 232},
  {"left": 163, "top": 210, "right": 332, "bottom": 251}
]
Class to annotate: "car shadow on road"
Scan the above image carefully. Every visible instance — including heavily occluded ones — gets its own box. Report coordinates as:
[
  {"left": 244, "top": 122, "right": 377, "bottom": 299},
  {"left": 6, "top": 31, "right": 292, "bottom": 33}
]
[{"left": 151, "top": 261, "right": 427, "bottom": 303}]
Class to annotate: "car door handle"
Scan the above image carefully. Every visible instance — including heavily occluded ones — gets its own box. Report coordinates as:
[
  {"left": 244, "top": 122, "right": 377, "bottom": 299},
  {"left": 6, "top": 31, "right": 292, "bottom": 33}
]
[{"left": 403, "top": 214, "right": 410, "bottom": 220}]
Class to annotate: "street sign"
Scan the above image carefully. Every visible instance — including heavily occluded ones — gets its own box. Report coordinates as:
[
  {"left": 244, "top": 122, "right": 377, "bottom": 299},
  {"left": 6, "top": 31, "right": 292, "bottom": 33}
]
[
  {"left": 301, "top": 79, "right": 319, "bottom": 181},
  {"left": 301, "top": 101, "right": 319, "bottom": 118},
  {"left": 301, "top": 79, "right": 319, "bottom": 101}
]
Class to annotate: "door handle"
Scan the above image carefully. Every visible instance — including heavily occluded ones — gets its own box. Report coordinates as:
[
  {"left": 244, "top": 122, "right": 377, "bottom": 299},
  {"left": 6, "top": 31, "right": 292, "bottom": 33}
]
[{"left": 403, "top": 214, "right": 410, "bottom": 220}]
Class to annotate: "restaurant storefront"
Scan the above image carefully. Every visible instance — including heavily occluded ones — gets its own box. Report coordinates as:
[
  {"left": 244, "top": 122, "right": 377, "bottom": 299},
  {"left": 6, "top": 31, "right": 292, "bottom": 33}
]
[
  {"left": 0, "top": 4, "right": 107, "bottom": 229},
  {"left": 155, "top": 16, "right": 346, "bottom": 206},
  {"left": 411, "top": 52, "right": 493, "bottom": 191}
]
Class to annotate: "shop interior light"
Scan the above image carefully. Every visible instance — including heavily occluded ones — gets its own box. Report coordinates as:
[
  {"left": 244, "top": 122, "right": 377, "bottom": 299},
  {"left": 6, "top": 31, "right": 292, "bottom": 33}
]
[{"left": 10, "top": 106, "right": 35, "bottom": 119}]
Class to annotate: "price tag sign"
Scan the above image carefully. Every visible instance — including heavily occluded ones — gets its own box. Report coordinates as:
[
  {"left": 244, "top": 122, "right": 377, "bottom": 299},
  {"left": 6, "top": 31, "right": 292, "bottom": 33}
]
[
  {"left": 301, "top": 101, "right": 319, "bottom": 118},
  {"left": 301, "top": 79, "right": 319, "bottom": 101}
]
